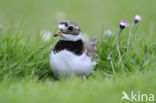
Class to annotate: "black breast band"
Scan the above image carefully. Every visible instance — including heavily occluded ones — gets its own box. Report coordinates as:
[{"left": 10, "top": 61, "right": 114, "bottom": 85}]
[{"left": 53, "top": 39, "right": 84, "bottom": 55}]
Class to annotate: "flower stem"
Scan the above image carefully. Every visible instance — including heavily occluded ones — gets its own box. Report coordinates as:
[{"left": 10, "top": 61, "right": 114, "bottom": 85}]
[
  {"left": 117, "top": 29, "right": 125, "bottom": 72},
  {"left": 127, "top": 23, "right": 135, "bottom": 51},
  {"left": 108, "top": 56, "right": 115, "bottom": 74},
  {"left": 110, "top": 60, "right": 115, "bottom": 74}
]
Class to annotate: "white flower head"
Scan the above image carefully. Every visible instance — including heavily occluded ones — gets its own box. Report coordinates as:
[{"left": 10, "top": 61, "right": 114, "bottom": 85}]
[
  {"left": 104, "top": 29, "right": 113, "bottom": 36},
  {"left": 40, "top": 30, "right": 52, "bottom": 41},
  {"left": 0, "top": 24, "right": 3, "bottom": 30},
  {"left": 134, "top": 15, "right": 142, "bottom": 24},
  {"left": 55, "top": 12, "right": 66, "bottom": 22},
  {"left": 81, "top": 33, "right": 89, "bottom": 42},
  {"left": 49, "top": 45, "right": 53, "bottom": 49},
  {"left": 120, "top": 19, "right": 129, "bottom": 29}
]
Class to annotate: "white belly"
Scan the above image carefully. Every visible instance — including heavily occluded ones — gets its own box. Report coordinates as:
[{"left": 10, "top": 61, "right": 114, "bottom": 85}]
[{"left": 50, "top": 50, "right": 96, "bottom": 78}]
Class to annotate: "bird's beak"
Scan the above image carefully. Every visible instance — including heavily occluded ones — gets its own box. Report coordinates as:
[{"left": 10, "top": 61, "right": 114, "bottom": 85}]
[{"left": 53, "top": 31, "right": 63, "bottom": 37}]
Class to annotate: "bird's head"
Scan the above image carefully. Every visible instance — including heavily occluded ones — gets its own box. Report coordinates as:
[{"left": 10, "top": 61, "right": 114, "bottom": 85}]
[{"left": 54, "top": 20, "right": 81, "bottom": 41}]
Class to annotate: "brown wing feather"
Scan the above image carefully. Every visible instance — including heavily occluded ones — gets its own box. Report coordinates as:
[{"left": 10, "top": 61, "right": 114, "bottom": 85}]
[{"left": 83, "top": 36, "right": 100, "bottom": 61}]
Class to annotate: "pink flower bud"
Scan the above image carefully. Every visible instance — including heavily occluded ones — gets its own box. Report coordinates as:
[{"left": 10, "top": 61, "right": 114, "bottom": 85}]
[{"left": 120, "top": 19, "right": 129, "bottom": 29}]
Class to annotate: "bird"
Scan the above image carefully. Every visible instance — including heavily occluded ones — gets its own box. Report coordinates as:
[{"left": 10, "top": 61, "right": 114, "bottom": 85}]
[{"left": 50, "top": 20, "right": 99, "bottom": 79}]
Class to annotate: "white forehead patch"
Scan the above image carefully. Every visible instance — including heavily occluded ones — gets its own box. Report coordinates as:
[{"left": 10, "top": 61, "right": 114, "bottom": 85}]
[
  {"left": 58, "top": 24, "right": 66, "bottom": 30},
  {"left": 75, "top": 26, "right": 79, "bottom": 29}
]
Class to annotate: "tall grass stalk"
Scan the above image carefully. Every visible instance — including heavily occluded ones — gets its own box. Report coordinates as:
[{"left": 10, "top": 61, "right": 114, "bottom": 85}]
[
  {"left": 127, "top": 23, "right": 135, "bottom": 50},
  {"left": 116, "top": 29, "right": 125, "bottom": 72}
]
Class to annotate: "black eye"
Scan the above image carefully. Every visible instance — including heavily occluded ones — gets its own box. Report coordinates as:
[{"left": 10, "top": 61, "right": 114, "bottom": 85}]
[{"left": 68, "top": 26, "right": 73, "bottom": 30}]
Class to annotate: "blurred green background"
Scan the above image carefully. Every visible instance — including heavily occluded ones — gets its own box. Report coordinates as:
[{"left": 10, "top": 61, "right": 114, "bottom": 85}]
[{"left": 0, "top": 0, "right": 156, "bottom": 35}]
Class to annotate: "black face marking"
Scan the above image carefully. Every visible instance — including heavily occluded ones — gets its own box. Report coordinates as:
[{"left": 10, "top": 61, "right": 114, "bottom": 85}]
[
  {"left": 60, "top": 22, "right": 68, "bottom": 27},
  {"left": 64, "top": 22, "right": 68, "bottom": 26},
  {"left": 68, "top": 26, "right": 73, "bottom": 31},
  {"left": 53, "top": 40, "right": 84, "bottom": 55}
]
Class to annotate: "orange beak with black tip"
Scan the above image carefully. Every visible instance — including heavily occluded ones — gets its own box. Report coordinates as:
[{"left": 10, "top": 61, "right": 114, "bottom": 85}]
[{"left": 54, "top": 31, "right": 63, "bottom": 37}]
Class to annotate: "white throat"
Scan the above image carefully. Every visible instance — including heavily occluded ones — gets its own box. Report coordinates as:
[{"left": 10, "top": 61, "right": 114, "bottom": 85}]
[{"left": 61, "top": 33, "right": 82, "bottom": 41}]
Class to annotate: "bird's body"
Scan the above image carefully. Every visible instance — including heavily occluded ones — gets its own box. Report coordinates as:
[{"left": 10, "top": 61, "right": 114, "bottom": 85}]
[
  {"left": 50, "top": 20, "right": 98, "bottom": 78},
  {"left": 50, "top": 49, "right": 96, "bottom": 78}
]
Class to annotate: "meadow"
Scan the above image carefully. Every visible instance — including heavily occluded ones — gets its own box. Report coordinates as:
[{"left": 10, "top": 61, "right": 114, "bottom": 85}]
[{"left": 0, "top": 0, "right": 156, "bottom": 103}]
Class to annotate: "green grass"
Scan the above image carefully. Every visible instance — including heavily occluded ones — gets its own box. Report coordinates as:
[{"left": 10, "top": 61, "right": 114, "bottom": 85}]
[
  {"left": 0, "top": 70, "right": 156, "bottom": 103},
  {"left": 0, "top": 0, "right": 156, "bottom": 103}
]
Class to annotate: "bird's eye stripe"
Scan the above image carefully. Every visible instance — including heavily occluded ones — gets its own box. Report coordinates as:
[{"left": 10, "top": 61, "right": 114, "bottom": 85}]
[
  {"left": 64, "top": 23, "right": 68, "bottom": 26},
  {"left": 75, "top": 26, "right": 79, "bottom": 29},
  {"left": 60, "top": 22, "right": 68, "bottom": 26}
]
